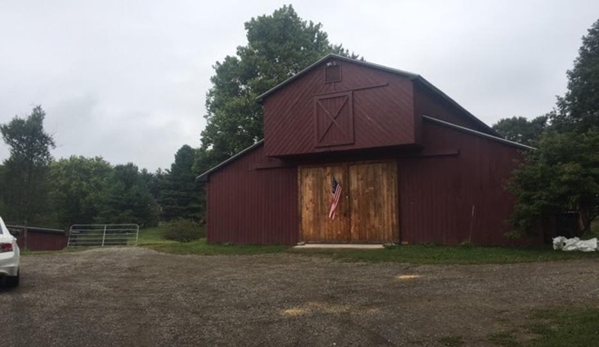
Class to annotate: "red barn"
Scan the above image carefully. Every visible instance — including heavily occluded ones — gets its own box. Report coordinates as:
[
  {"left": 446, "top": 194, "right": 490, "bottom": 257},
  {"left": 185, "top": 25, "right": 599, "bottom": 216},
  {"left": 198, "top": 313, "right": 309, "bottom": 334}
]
[{"left": 198, "top": 54, "right": 534, "bottom": 245}]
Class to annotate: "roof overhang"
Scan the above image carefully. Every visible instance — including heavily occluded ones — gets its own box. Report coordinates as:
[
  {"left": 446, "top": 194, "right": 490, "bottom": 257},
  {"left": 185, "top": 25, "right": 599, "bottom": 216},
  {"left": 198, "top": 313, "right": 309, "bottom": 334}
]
[{"left": 423, "top": 115, "right": 535, "bottom": 150}]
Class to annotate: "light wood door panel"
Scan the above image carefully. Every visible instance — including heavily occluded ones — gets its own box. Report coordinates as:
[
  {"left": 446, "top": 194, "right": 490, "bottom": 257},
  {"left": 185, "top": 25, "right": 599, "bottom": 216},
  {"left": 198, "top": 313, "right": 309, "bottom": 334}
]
[
  {"left": 349, "top": 161, "right": 398, "bottom": 243},
  {"left": 299, "top": 165, "right": 350, "bottom": 242}
]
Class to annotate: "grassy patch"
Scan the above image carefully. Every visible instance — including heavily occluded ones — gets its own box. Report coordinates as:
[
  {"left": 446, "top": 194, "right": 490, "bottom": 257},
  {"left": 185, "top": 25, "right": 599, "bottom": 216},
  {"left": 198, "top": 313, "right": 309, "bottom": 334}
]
[
  {"left": 487, "top": 308, "right": 599, "bottom": 347},
  {"left": 439, "top": 335, "right": 464, "bottom": 347},
  {"left": 136, "top": 226, "right": 176, "bottom": 246},
  {"left": 146, "top": 239, "right": 288, "bottom": 256},
  {"left": 295, "top": 244, "right": 599, "bottom": 265},
  {"left": 526, "top": 308, "right": 599, "bottom": 347}
]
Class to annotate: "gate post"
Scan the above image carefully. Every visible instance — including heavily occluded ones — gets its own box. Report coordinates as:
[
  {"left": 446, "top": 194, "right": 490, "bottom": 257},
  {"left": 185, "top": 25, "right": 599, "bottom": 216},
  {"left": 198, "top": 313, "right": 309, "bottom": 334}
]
[{"left": 101, "top": 225, "right": 107, "bottom": 247}]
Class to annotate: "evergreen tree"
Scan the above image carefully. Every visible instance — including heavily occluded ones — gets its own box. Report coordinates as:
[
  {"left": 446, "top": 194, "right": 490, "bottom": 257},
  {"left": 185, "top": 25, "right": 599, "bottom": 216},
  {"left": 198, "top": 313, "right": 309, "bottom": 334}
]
[
  {"left": 161, "top": 145, "right": 202, "bottom": 221},
  {"left": 96, "top": 163, "right": 159, "bottom": 227},
  {"left": 0, "top": 105, "right": 55, "bottom": 224}
]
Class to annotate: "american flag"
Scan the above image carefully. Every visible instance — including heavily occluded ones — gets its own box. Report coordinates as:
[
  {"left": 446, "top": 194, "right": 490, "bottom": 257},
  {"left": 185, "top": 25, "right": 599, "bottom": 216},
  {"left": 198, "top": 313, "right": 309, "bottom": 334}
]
[{"left": 328, "top": 176, "right": 342, "bottom": 220}]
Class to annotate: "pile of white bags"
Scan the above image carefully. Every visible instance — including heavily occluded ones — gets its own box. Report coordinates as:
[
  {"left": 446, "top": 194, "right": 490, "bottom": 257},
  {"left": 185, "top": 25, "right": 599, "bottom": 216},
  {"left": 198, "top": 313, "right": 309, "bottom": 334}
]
[{"left": 553, "top": 236, "right": 598, "bottom": 252}]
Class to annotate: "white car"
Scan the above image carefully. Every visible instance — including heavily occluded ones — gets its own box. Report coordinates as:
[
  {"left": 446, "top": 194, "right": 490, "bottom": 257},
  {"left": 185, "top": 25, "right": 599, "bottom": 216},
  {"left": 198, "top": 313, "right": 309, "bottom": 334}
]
[{"left": 0, "top": 217, "right": 20, "bottom": 288}]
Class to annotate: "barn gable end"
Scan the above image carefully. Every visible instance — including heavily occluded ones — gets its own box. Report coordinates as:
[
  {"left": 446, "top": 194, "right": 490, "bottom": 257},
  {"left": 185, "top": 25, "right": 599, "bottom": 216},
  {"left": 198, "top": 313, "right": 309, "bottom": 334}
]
[{"left": 261, "top": 55, "right": 418, "bottom": 157}]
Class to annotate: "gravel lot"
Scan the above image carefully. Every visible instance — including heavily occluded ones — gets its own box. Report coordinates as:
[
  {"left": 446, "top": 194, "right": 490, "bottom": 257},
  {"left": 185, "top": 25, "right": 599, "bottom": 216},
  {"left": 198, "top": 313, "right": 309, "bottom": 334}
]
[{"left": 1, "top": 247, "right": 599, "bottom": 347}]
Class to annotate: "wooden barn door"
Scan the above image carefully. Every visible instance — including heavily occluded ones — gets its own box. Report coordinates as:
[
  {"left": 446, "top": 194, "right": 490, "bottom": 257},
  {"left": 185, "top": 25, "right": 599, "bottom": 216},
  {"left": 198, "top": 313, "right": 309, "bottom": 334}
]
[
  {"left": 348, "top": 161, "right": 398, "bottom": 243},
  {"left": 299, "top": 160, "right": 398, "bottom": 243},
  {"left": 299, "top": 165, "right": 351, "bottom": 242}
]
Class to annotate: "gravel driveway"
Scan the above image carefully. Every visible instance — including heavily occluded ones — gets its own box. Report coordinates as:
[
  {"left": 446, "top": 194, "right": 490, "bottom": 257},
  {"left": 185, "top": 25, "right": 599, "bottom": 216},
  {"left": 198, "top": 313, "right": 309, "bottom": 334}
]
[{"left": 1, "top": 247, "right": 599, "bottom": 347}]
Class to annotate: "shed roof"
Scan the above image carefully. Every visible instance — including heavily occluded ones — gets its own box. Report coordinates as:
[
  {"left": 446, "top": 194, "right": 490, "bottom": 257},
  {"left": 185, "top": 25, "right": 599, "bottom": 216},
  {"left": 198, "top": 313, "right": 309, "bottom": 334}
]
[
  {"left": 422, "top": 115, "right": 535, "bottom": 150},
  {"left": 256, "top": 53, "right": 499, "bottom": 137},
  {"left": 196, "top": 140, "right": 264, "bottom": 181}
]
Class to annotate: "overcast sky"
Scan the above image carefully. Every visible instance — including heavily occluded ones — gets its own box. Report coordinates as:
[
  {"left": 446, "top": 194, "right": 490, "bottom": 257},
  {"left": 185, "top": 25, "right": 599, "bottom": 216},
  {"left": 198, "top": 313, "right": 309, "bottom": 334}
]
[{"left": 1, "top": 1, "right": 598, "bottom": 171}]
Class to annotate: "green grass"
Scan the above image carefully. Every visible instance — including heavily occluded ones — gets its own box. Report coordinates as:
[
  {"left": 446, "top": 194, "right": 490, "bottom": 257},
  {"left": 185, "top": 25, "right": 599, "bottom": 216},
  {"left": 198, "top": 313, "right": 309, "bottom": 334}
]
[
  {"left": 296, "top": 244, "right": 599, "bottom": 264},
  {"left": 136, "top": 226, "right": 177, "bottom": 246},
  {"left": 487, "top": 308, "right": 599, "bottom": 347},
  {"left": 146, "top": 238, "right": 288, "bottom": 255},
  {"left": 138, "top": 226, "right": 287, "bottom": 255},
  {"left": 21, "top": 224, "right": 599, "bottom": 264},
  {"left": 526, "top": 308, "right": 599, "bottom": 347}
]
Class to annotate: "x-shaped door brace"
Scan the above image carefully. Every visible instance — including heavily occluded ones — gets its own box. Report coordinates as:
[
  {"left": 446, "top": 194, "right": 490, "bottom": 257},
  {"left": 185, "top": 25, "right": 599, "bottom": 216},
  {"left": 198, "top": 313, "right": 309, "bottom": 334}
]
[{"left": 317, "top": 96, "right": 349, "bottom": 143}]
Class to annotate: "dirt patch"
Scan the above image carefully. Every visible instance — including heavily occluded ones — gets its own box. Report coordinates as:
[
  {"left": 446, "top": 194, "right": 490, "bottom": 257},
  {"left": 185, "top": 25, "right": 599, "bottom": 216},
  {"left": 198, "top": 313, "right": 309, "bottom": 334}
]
[{"left": 1, "top": 248, "right": 599, "bottom": 346}]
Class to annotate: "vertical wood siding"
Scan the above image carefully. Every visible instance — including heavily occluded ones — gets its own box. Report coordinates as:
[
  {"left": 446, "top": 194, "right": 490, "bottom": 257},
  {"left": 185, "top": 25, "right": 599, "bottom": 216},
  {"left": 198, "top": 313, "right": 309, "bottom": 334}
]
[
  {"left": 398, "top": 119, "right": 539, "bottom": 245},
  {"left": 263, "top": 57, "right": 416, "bottom": 157},
  {"left": 206, "top": 144, "right": 298, "bottom": 245}
]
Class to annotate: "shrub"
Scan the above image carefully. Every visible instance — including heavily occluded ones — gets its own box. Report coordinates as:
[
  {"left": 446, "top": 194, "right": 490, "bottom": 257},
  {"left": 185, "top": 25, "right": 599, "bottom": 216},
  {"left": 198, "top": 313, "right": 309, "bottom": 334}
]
[{"left": 162, "top": 219, "right": 204, "bottom": 243}]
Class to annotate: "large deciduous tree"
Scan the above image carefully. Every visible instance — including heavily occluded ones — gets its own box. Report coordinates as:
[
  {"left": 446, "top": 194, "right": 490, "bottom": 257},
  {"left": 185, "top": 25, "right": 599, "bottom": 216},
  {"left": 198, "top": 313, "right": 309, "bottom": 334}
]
[
  {"left": 508, "top": 130, "right": 599, "bottom": 234},
  {"left": 492, "top": 114, "right": 548, "bottom": 145},
  {"left": 48, "top": 156, "right": 113, "bottom": 228},
  {"left": 508, "top": 19, "right": 599, "bottom": 236},
  {"left": 0, "top": 105, "right": 55, "bottom": 224},
  {"left": 198, "top": 5, "right": 358, "bottom": 172}
]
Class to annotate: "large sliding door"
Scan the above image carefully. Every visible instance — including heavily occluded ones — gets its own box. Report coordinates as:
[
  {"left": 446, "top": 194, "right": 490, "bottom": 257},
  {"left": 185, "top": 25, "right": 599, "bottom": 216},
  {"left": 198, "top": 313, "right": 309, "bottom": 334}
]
[{"left": 299, "top": 160, "right": 398, "bottom": 243}]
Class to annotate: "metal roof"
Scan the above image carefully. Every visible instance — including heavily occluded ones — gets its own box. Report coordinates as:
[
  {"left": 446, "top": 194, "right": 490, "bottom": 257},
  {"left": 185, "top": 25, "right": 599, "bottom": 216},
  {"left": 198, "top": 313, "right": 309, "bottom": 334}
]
[
  {"left": 196, "top": 140, "right": 264, "bottom": 181},
  {"left": 256, "top": 53, "right": 500, "bottom": 136},
  {"left": 422, "top": 115, "right": 535, "bottom": 150}
]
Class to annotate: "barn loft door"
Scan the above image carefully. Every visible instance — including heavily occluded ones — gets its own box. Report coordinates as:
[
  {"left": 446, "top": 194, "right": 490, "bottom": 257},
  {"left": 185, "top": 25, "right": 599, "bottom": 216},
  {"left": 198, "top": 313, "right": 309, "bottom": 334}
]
[
  {"left": 314, "top": 92, "right": 354, "bottom": 147},
  {"left": 299, "top": 161, "right": 398, "bottom": 243}
]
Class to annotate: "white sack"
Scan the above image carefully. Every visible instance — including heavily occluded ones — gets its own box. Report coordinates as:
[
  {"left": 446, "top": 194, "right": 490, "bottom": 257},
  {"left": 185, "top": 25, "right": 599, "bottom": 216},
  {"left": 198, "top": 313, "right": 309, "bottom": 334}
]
[{"left": 553, "top": 236, "right": 597, "bottom": 252}]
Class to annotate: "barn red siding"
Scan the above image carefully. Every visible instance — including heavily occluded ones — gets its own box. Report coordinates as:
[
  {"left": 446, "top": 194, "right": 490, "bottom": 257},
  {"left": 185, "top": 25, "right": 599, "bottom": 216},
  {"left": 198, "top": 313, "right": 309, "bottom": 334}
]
[
  {"left": 414, "top": 81, "right": 493, "bottom": 135},
  {"left": 397, "top": 119, "right": 540, "bottom": 245},
  {"left": 206, "top": 144, "right": 298, "bottom": 245},
  {"left": 263, "top": 57, "right": 416, "bottom": 157},
  {"left": 16, "top": 230, "right": 67, "bottom": 251}
]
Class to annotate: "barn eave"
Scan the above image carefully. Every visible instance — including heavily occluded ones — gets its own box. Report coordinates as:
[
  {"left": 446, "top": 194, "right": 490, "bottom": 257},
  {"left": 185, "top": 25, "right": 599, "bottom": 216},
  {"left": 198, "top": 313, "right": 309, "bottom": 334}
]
[
  {"left": 196, "top": 140, "right": 264, "bottom": 182},
  {"left": 423, "top": 115, "right": 535, "bottom": 150}
]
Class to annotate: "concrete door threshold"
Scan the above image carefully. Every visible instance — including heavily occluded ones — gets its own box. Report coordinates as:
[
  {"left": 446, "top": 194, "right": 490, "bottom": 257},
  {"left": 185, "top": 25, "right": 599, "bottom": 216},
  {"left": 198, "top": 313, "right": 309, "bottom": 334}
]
[{"left": 293, "top": 244, "right": 384, "bottom": 250}]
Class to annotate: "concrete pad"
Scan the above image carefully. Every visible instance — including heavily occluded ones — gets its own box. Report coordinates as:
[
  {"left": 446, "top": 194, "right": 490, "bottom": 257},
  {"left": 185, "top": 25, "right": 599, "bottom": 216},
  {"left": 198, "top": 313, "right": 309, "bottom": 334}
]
[{"left": 292, "top": 244, "right": 384, "bottom": 250}]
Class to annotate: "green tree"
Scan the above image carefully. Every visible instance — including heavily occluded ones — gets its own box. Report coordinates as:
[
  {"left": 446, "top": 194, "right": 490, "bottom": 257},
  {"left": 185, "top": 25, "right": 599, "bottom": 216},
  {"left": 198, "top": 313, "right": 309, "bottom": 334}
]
[
  {"left": 492, "top": 114, "right": 548, "bottom": 145},
  {"left": 508, "top": 130, "right": 599, "bottom": 234},
  {"left": 198, "top": 5, "right": 358, "bottom": 172},
  {"left": 508, "top": 19, "right": 599, "bottom": 236},
  {"left": 48, "top": 156, "right": 113, "bottom": 228},
  {"left": 554, "top": 19, "right": 599, "bottom": 132},
  {"left": 0, "top": 105, "right": 55, "bottom": 224},
  {"left": 96, "top": 163, "right": 159, "bottom": 227},
  {"left": 161, "top": 145, "right": 202, "bottom": 222}
]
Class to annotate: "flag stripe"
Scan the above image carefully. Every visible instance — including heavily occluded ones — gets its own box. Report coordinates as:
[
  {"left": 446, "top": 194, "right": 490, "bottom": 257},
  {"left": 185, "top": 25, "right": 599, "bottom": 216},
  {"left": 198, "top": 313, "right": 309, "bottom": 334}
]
[{"left": 329, "top": 182, "right": 342, "bottom": 220}]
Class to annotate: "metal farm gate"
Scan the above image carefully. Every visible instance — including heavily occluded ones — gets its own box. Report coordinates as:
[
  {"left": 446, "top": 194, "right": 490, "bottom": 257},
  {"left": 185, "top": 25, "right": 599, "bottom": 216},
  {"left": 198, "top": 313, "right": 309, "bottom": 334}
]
[{"left": 67, "top": 224, "right": 139, "bottom": 248}]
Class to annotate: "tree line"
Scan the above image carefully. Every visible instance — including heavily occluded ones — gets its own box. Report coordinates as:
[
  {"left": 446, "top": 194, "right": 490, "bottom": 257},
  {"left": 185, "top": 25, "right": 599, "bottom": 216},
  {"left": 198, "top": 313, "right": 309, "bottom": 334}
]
[{"left": 0, "top": 106, "right": 201, "bottom": 228}]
